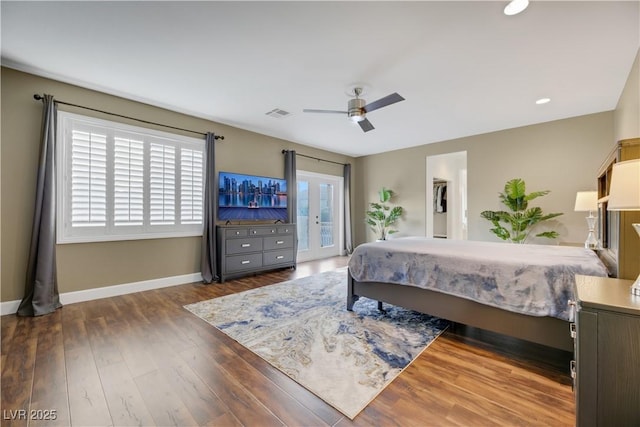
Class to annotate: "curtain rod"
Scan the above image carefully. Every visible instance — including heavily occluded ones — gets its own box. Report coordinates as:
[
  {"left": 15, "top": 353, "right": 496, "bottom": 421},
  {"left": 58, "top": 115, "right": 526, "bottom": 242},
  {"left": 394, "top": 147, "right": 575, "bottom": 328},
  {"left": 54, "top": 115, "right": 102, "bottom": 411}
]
[
  {"left": 33, "top": 94, "right": 224, "bottom": 140},
  {"left": 282, "top": 149, "right": 348, "bottom": 166}
]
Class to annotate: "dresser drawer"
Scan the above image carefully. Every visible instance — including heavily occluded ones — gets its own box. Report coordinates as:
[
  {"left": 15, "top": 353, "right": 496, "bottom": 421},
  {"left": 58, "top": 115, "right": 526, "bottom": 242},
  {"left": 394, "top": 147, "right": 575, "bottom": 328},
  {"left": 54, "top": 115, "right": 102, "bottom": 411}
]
[
  {"left": 263, "top": 250, "right": 294, "bottom": 266},
  {"left": 249, "top": 227, "right": 278, "bottom": 236},
  {"left": 225, "top": 228, "right": 248, "bottom": 238},
  {"left": 225, "top": 253, "right": 263, "bottom": 272},
  {"left": 226, "top": 238, "right": 263, "bottom": 254},
  {"left": 216, "top": 224, "right": 296, "bottom": 283},
  {"left": 263, "top": 235, "right": 294, "bottom": 250},
  {"left": 277, "top": 225, "right": 295, "bottom": 234}
]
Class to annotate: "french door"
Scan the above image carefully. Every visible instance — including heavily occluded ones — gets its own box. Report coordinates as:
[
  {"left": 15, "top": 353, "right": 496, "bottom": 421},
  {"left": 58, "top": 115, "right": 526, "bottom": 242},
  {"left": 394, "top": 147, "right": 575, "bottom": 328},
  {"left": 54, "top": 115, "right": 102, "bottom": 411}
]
[{"left": 296, "top": 171, "right": 343, "bottom": 262}]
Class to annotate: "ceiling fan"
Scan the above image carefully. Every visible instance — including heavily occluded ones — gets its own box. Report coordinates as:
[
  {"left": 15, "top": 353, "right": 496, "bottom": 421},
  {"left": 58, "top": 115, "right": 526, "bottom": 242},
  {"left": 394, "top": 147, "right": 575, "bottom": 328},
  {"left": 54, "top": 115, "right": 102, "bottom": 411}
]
[{"left": 303, "top": 87, "right": 405, "bottom": 133}]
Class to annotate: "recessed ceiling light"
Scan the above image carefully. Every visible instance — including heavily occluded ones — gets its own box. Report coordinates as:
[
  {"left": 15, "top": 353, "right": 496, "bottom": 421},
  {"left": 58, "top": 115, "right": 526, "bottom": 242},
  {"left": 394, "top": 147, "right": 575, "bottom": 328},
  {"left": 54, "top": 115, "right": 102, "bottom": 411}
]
[
  {"left": 504, "top": 0, "right": 529, "bottom": 16},
  {"left": 536, "top": 98, "right": 551, "bottom": 105}
]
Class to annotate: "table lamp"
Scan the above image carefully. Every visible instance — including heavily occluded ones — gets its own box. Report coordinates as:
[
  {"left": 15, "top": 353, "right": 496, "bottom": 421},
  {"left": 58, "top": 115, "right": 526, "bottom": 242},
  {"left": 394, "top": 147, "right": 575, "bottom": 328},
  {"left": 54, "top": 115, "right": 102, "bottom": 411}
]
[
  {"left": 574, "top": 191, "right": 599, "bottom": 249},
  {"left": 607, "top": 159, "right": 640, "bottom": 295}
]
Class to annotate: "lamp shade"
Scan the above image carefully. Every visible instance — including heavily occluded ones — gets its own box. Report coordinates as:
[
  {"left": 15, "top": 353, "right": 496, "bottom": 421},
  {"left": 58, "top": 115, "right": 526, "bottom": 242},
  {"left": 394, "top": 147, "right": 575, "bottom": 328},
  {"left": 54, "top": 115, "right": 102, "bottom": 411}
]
[
  {"left": 607, "top": 159, "right": 640, "bottom": 211},
  {"left": 574, "top": 191, "right": 598, "bottom": 212}
]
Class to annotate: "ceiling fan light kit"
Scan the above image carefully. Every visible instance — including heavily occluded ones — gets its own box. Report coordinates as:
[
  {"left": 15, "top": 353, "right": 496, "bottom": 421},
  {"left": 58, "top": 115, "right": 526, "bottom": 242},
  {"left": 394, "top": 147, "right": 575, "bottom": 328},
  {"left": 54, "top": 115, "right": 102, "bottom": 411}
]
[
  {"left": 348, "top": 98, "right": 366, "bottom": 122},
  {"left": 304, "top": 86, "right": 405, "bottom": 133}
]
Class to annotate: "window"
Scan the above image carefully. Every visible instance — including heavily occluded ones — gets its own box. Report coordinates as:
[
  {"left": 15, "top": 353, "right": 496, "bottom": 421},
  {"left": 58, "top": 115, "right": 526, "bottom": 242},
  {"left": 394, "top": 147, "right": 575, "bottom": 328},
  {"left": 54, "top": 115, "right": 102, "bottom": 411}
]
[{"left": 57, "top": 112, "right": 205, "bottom": 243}]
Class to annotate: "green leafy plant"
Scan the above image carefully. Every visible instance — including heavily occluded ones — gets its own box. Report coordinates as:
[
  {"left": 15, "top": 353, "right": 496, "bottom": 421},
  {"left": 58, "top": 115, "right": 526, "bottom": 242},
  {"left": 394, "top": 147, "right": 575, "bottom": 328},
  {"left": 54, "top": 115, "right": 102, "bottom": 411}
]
[
  {"left": 366, "top": 187, "right": 404, "bottom": 240},
  {"left": 480, "top": 178, "right": 563, "bottom": 244}
]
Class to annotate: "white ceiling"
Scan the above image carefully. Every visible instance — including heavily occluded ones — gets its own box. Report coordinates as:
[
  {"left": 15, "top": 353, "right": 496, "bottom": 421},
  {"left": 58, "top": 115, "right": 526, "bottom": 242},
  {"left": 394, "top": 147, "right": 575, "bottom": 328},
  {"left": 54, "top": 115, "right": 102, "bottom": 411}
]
[{"left": 2, "top": 1, "right": 639, "bottom": 157}]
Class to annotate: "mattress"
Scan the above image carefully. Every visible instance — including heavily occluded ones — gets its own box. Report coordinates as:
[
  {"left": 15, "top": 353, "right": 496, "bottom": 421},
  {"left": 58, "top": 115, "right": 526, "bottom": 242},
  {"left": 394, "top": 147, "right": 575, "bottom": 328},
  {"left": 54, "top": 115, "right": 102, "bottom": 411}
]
[{"left": 348, "top": 237, "right": 608, "bottom": 320}]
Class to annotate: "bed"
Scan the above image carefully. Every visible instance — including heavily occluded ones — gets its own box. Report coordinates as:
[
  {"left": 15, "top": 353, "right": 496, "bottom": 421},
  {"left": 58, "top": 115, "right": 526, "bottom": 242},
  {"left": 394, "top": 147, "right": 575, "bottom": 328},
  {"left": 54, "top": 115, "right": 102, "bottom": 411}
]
[{"left": 347, "top": 237, "right": 609, "bottom": 351}]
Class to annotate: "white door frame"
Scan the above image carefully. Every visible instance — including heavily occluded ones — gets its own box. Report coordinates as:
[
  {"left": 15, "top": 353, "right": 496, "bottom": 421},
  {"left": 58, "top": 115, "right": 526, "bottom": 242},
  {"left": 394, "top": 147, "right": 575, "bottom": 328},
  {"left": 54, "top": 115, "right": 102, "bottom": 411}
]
[
  {"left": 296, "top": 170, "right": 344, "bottom": 262},
  {"left": 426, "top": 151, "right": 468, "bottom": 240}
]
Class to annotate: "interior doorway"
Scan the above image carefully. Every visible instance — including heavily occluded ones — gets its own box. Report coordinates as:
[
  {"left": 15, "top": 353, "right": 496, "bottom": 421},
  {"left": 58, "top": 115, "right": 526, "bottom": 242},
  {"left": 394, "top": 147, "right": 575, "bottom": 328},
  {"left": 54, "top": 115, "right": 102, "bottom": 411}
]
[{"left": 426, "top": 152, "right": 467, "bottom": 240}]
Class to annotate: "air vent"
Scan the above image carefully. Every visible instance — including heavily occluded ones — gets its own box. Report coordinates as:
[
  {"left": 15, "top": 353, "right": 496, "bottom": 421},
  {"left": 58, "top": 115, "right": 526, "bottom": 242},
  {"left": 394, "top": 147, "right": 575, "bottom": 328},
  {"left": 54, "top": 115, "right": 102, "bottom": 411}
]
[{"left": 265, "top": 108, "right": 292, "bottom": 119}]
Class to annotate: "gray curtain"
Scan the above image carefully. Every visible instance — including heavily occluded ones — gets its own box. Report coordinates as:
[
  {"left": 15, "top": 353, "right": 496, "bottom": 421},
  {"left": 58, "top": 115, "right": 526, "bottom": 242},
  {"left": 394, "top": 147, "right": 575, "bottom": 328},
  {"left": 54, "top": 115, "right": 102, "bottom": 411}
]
[
  {"left": 284, "top": 150, "right": 298, "bottom": 261},
  {"left": 201, "top": 132, "right": 218, "bottom": 283},
  {"left": 18, "top": 94, "right": 62, "bottom": 316},
  {"left": 343, "top": 163, "right": 353, "bottom": 254}
]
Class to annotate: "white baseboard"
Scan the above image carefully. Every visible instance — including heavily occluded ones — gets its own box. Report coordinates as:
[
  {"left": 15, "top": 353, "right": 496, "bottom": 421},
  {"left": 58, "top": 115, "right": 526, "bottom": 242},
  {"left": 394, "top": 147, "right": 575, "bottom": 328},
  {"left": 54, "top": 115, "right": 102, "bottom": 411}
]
[
  {"left": 0, "top": 272, "right": 203, "bottom": 316},
  {"left": 0, "top": 300, "right": 21, "bottom": 316}
]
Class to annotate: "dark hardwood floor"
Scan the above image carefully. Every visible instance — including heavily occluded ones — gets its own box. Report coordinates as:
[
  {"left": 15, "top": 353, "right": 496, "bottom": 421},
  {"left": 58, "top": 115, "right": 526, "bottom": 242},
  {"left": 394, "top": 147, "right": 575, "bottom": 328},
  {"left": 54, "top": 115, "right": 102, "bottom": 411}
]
[{"left": 1, "top": 257, "right": 575, "bottom": 426}]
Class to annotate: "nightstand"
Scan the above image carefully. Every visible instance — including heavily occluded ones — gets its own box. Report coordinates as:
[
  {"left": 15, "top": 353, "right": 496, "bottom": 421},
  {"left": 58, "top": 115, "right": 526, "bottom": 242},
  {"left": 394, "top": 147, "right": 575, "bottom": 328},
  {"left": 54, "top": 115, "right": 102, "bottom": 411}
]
[{"left": 572, "top": 275, "right": 640, "bottom": 426}]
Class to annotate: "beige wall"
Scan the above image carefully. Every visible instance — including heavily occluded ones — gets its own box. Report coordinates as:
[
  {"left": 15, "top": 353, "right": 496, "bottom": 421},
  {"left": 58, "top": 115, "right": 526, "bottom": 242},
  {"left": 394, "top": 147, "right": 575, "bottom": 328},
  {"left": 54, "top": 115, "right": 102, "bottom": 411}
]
[
  {"left": 355, "top": 49, "right": 639, "bottom": 247},
  {"left": 3, "top": 53, "right": 636, "bottom": 303},
  {"left": 614, "top": 48, "right": 640, "bottom": 141},
  {"left": 0, "top": 68, "right": 354, "bottom": 302},
  {"left": 355, "top": 112, "right": 614, "bottom": 246}
]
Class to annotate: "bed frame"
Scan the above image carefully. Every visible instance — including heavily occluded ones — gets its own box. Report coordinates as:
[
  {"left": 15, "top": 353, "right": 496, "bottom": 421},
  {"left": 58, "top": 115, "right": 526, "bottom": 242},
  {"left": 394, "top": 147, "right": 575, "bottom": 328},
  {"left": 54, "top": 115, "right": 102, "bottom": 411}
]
[{"left": 347, "top": 272, "right": 573, "bottom": 352}]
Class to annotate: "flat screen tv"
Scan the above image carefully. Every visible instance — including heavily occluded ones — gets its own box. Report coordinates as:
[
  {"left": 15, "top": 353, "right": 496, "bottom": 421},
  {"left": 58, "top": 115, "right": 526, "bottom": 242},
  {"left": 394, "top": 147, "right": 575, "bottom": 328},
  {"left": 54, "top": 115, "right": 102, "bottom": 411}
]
[{"left": 218, "top": 171, "right": 288, "bottom": 222}]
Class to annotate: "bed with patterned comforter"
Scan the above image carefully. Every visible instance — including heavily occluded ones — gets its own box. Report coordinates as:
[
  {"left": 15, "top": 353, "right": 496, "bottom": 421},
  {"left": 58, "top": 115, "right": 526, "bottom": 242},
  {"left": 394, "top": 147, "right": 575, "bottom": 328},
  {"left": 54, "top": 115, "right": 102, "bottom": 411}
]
[{"left": 347, "top": 237, "right": 608, "bottom": 349}]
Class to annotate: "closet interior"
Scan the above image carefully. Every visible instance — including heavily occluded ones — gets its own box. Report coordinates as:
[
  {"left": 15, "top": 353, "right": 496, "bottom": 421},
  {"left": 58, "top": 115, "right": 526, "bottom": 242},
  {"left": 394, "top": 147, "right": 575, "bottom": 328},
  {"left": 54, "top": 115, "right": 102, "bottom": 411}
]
[{"left": 433, "top": 178, "right": 447, "bottom": 238}]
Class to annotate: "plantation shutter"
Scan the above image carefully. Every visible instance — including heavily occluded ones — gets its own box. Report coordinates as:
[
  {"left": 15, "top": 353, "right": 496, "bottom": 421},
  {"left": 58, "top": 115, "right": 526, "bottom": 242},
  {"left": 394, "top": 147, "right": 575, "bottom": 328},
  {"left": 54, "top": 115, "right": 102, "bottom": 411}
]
[
  {"left": 71, "top": 129, "right": 107, "bottom": 227},
  {"left": 58, "top": 111, "right": 205, "bottom": 243},
  {"left": 150, "top": 143, "right": 176, "bottom": 225},
  {"left": 114, "top": 136, "right": 144, "bottom": 226},
  {"left": 181, "top": 148, "right": 204, "bottom": 224}
]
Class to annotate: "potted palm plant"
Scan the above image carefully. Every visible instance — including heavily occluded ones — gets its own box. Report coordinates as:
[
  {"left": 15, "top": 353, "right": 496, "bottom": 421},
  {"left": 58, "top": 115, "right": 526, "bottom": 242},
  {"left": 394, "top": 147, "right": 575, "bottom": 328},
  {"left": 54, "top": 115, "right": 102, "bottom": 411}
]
[
  {"left": 480, "top": 178, "right": 563, "bottom": 244},
  {"left": 366, "top": 187, "right": 404, "bottom": 241}
]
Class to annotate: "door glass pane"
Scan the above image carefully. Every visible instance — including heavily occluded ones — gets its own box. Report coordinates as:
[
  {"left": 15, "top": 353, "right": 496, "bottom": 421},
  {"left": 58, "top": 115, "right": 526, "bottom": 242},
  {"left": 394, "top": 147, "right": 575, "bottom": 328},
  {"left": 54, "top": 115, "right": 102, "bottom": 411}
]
[
  {"left": 297, "top": 181, "right": 309, "bottom": 251},
  {"left": 320, "top": 183, "right": 334, "bottom": 247}
]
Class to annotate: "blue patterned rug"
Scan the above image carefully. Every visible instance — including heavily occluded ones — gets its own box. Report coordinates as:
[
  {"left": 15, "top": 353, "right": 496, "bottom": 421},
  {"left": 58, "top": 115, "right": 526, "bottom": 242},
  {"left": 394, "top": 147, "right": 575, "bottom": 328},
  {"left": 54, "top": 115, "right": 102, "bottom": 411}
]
[{"left": 184, "top": 267, "right": 448, "bottom": 419}]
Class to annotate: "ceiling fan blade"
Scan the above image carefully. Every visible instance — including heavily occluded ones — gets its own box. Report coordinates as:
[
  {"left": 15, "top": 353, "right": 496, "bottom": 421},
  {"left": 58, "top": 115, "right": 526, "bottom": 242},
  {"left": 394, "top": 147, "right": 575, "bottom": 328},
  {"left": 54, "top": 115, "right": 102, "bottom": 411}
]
[
  {"left": 358, "top": 118, "right": 375, "bottom": 132},
  {"left": 363, "top": 92, "right": 405, "bottom": 113},
  {"left": 303, "top": 109, "right": 347, "bottom": 114}
]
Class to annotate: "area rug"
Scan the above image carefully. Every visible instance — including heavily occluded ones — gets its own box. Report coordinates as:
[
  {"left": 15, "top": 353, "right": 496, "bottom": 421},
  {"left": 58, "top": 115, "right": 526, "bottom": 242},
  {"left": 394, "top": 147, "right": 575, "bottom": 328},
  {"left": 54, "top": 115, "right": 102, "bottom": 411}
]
[{"left": 184, "top": 268, "right": 448, "bottom": 419}]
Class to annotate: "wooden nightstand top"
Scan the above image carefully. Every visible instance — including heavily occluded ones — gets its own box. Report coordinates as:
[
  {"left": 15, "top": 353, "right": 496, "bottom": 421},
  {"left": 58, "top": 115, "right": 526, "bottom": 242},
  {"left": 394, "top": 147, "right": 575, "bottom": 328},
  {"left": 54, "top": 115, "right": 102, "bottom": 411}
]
[{"left": 575, "top": 274, "right": 640, "bottom": 315}]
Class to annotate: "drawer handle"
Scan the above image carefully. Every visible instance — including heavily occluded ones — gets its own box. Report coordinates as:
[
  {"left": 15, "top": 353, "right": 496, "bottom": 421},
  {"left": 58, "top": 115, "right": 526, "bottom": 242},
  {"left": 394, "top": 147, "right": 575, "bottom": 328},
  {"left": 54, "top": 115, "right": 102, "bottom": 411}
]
[
  {"left": 276, "top": 240, "right": 284, "bottom": 245},
  {"left": 241, "top": 260, "right": 251, "bottom": 265},
  {"left": 570, "top": 323, "right": 576, "bottom": 339},
  {"left": 241, "top": 243, "right": 251, "bottom": 248},
  {"left": 276, "top": 255, "right": 284, "bottom": 260},
  {"left": 570, "top": 360, "right": 576, "bottom": 379},
  {"left": 568, "top": 299, "right": 576, "bottom": 322},
  {"left": 235, "top": 231, "right": 241, "bottom": 235}
]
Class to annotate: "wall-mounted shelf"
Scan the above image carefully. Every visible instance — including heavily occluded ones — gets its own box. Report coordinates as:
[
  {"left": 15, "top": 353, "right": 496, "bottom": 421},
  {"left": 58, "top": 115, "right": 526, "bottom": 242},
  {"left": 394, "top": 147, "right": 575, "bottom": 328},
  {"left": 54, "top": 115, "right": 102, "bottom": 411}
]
[{"left": 596, "top": 138, "right": 640, "bottom": 279}]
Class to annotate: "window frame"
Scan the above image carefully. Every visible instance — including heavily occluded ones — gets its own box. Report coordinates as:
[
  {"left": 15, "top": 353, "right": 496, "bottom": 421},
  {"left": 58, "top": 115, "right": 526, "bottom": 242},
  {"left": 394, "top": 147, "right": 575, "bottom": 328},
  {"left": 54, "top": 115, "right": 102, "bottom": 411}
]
[{"left": 56, "top": 111, "right": 206, "bottom": 244}]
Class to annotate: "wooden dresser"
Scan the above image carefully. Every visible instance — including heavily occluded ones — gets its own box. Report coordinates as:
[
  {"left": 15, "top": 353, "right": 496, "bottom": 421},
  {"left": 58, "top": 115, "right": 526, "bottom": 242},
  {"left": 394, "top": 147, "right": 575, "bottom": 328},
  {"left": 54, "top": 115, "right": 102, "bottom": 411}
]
[
  {"left": 596, "top": 138, "right": 640, "bottom": 279},
  {"left": 216, "top": 224, "right": 296, "bottom": 282},
  {"left": 572, "top": 275, "right": 640, "bottom": 426}
]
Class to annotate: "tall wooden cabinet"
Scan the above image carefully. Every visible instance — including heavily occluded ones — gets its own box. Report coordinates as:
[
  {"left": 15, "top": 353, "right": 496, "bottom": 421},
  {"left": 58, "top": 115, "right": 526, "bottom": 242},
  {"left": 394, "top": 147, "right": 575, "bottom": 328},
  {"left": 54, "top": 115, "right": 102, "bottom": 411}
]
[
  {"left": 573, "top": 275, "right": 640, "bottom": 426},
  {"left": 596, "top": 138, "right": 640, "bottom": 280}
]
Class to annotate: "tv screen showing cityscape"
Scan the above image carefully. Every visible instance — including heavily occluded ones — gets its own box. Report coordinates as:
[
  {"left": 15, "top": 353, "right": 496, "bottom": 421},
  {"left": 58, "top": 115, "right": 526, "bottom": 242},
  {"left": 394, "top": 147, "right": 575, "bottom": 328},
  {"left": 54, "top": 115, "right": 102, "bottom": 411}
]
[{"left": 218, "top": 171, "right": 288, "bottom": 221}]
